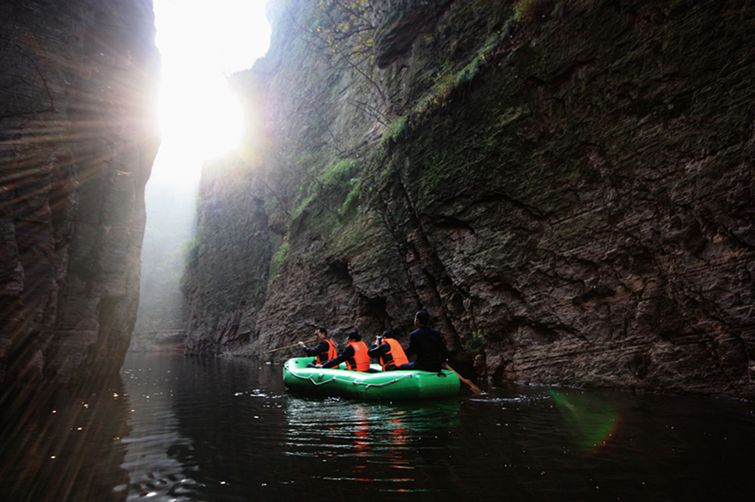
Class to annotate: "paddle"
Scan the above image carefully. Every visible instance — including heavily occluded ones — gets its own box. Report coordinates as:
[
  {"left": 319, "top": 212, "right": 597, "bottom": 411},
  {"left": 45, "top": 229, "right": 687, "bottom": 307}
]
[
  {"left": 444, "top": 363, "right": 483, "bottom": 395},
  {"left": 265, "top": 340, "right": 309, "bottom": 353}
]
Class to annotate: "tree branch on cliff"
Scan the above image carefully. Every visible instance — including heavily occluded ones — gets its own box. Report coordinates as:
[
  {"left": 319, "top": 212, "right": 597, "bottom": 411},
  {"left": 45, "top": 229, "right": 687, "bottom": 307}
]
[
  {"left": 345, "top": 97, "right": 387, "bottom": 125},
  {"left": 302, "top": 21, "right": 386, "bottom": 105},
  {"left": 287, "top": 1, "right": 387, "bottom": 108}
]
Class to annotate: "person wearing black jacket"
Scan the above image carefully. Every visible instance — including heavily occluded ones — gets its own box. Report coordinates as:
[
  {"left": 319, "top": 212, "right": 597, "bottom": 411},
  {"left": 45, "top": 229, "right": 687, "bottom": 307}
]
[
  {"left": 400, "top": 310, "right": 449, "bottom": 372},
  {"left": 298, "top": 326, "right": 337, "bottom": 367}
]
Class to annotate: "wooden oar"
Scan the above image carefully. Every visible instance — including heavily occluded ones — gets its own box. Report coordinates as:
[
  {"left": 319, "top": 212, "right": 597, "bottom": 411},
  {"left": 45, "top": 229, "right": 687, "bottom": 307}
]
[
  {"left": 265, "top": 340, "right": 308, "bottom": 353},
  {"left": 444, "top": 363, "right": 482, "bottom": 395}
]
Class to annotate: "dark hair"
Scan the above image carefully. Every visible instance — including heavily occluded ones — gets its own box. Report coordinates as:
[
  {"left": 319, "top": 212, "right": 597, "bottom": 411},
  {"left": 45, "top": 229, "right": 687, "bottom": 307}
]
[
  {"left": 347, "top": 331, "right": 361, "bottom": 341},
  {"left": 415, "top": 309, "right": 431, "bottom": 326},
  {"left": 382, "top": 328, "right": 395, "bottom": 339},
  {"left": 316, "top": 326, "right": 328, "bottom": 336}
]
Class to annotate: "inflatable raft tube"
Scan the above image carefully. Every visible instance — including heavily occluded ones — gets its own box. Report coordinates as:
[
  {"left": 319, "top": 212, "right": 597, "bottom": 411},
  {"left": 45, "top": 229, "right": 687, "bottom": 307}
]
[{"left": 283, "top": 357, "right": 460, "bottom": 400}]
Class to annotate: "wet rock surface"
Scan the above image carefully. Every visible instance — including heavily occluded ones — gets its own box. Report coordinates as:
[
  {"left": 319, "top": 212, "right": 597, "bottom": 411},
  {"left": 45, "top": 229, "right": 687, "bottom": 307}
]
[
  {"left": 184, "top": 0, "right": 753, "bottom": 397},
  {"left": 0, "top": 0, "right": 159, "bottom": 399}
]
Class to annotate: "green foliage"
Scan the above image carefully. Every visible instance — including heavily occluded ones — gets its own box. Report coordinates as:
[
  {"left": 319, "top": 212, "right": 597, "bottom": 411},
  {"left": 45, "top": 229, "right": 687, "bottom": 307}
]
[
  {"left": 415, "top": 68, "right": 456, "bottom": 115},
  {"left": 269, "top": 241, "right": 289, "bottom": 279},
  {"left": 462, "top": 331, "right": 488, "bottom": 354},
  {"left": 290, "top": 192, "right": 316, "bottom": 222},
  {"left": 455, "top": 57, "right": 483, "bottom": 86},
  {"left": 412, "top": 20, "right": 512, "bottom": 119},
  {"left": 340, "top": 176, "right": 362, "bottom": 215},
  {"left": 318, "top": 158, "right": 357, "bottom": 187},
  {"left": 289, "top": 157, "right": 359, "bottom": 225},
  {"left": 381, "top": 116, "right": 407, "bottom": 145},
  {"left": 482, "top": 27, "right": 505, "bottom": 54}
]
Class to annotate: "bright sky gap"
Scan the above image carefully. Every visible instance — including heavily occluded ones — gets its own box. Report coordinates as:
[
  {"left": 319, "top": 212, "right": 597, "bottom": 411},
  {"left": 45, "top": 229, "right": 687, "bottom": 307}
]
[
  {"left": 133, "top": 1, "right": 272, "bottom": 352},
  {"left": 150, "top": 0, "right": 271, "bottom": 186}
]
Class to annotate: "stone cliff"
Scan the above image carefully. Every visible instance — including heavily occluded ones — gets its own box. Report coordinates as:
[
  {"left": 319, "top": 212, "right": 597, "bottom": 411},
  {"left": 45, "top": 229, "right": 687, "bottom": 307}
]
[
  {"left": 183, "top": 0, "right": 753, "bottom": 397},
  {"left": 0, "top": 0, "right": 159, "bottom": 401},
  {"left": 130, "top": 181, "right": 193, "bottom": 353}
]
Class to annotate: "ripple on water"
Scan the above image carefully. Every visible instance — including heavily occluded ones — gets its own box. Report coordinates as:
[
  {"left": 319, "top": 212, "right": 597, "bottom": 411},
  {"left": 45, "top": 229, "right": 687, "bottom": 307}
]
[
  {"left": 467, "top": 393, "right": 550, "bottom": 404},
  {"left": 112, "top": 354, "right": 755, "bottom": 501}
]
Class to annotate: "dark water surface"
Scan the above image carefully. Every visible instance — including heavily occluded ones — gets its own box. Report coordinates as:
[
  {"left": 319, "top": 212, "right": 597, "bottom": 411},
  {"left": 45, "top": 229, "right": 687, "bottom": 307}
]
[{"left": 2, "top": 353, "right": 753, "bottom": 501}]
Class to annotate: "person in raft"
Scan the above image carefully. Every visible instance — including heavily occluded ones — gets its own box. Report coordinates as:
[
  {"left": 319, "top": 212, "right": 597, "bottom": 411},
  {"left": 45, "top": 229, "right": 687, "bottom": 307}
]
[
  {"left": 368, "top": 328, "right": 409, "bottom": 371},
  {"left": 399, "top": 309, "right": 449, "bottom": 372},
  {"left": 298, "top": 326, "right": 337, "bottom": 368},
  {"left": 319, "top": 331, "right": 372, "bottom": 372}
]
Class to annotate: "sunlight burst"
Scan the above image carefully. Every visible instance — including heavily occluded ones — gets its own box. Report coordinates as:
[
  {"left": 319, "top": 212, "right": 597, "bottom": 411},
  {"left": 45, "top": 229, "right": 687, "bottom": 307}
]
[
  {"left": 157, "top": 74, "right": 244, "bottom": 161},
  {"left": 151, "top": 0, "right": 270, "bottom": 181}
]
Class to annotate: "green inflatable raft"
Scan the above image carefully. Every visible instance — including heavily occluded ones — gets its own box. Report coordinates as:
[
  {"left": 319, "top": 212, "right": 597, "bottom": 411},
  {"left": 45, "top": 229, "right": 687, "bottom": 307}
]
[{"left": 283, "top": 357, "right": 460, "bottom": 400}]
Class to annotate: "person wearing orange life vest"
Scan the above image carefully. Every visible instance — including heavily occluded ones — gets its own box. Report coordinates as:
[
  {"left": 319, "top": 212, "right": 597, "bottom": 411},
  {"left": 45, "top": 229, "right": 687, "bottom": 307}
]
[
  {"left": 321, "top": 331, "right": 371, "bottom": 371},
  {"left": 298, "top": 326, "right": 338, "bottom": 367},
  {"left": 368, "top": 328, "right": 409, "bottom": 371}
]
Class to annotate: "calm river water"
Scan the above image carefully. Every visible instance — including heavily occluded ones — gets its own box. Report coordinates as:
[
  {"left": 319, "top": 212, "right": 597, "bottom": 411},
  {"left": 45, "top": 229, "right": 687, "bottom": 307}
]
[{"left": 1, "top": 353, "right": 753, "bottom": 501}]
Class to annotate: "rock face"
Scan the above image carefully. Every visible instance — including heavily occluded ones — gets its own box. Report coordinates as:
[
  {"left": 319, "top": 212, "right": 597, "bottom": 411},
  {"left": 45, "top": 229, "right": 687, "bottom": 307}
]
[
  {"left": 184, "top": 0, "right": 753, "bottom": 397},
  {"left": 130, "top": 180, "right": 193, "bottom": 353},
  {"left": 0, "top": 0, "right": 159, "bottom": 398}
]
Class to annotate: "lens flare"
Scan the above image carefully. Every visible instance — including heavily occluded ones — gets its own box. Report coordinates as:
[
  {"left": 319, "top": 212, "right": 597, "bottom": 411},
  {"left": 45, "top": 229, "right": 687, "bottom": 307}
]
[{"left": 549, "top": 389, "right": 621, "bottom": 452}]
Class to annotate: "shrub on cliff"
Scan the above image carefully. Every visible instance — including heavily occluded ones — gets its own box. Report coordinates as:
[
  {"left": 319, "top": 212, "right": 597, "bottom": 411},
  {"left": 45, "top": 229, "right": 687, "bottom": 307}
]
[{"left": 269, "top": 241, "right": 289, "bottom": 282}]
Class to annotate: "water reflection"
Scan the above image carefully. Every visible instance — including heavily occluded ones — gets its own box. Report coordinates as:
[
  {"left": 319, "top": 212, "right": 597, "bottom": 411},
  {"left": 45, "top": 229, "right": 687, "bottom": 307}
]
[
  {"left": 4, "top": 354, "right": 751, "bottom": 500},
  {"left": 117, "top": 356, "right": 755, "bottom": 500},
  {"left": 120, "top": 353, "right": 292, "bottom": 499},
  {"left": 120, "top": 356, "right": 201, "bottom": 499},
  {"left": 0, "top": 374, "right": 131, "bottom": 501},
  {"left": 284, "top": 397, "right": 460, "bottom": 491}
]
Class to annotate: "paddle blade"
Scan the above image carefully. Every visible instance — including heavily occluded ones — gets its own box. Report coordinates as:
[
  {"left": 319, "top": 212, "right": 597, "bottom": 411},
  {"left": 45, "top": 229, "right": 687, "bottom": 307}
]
[{"left": 444, "top": 364, "right": 482, "bottom": 394}]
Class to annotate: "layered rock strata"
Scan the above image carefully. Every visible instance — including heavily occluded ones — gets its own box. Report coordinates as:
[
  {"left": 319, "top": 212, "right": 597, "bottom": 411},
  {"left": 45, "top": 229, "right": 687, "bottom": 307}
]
[
  {"left": 184, "top": 0, "right": 753, "bottom": 397},
  {"left": 0, "top": 0, "right": 159, "bottom": 400}
]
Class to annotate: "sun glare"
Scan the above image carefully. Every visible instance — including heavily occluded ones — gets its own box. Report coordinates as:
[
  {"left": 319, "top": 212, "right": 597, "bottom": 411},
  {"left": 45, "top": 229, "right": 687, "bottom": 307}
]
[
  {"left": 151, "top": 0, "right": 271, "bottom": 183},
  {"left": 158, "top": 74, "right": 244, "bottom": 160}
]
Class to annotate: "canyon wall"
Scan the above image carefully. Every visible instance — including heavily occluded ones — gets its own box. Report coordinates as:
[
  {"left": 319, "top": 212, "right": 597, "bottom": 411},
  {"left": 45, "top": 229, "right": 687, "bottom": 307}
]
[
  {"left": 184, "top": 0, "right": 753, "bottom": 397},
  {"left": 0, "top": 0, "right": 159, "bottom": 400},
  {"left": 129, "top": 180, "right": 193, "bottom": 353}
]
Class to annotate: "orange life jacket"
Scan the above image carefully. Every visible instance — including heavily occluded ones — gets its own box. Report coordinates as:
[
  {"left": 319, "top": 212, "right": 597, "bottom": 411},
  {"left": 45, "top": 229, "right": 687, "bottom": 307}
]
[
  {"left": 317, "top": 338, "right": 338, "bottom": 365},
  {"left": 346, "top": 341, "right": 370, "bottom": 371},
  {"left": 379, "top": 338, "right": 409, "bottom": 371}
]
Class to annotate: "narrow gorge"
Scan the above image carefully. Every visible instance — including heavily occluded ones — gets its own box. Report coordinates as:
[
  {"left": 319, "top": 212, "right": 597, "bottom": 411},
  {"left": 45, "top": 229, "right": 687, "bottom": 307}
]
[
  {"left": 2, "top": 0, "right": 753, "bottom": 405},
  {"left": 1, "top": 1, "right": 753, "bottom": 499},
  {"left": 181, "top": 0, "right": 754, "bottom": 398}
]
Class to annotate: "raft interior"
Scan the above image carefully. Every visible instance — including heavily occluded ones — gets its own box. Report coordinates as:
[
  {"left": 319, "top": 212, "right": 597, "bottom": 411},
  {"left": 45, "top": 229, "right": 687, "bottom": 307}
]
[{"left": 283, "top": 357, "right": 460, "bottom": 400}]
